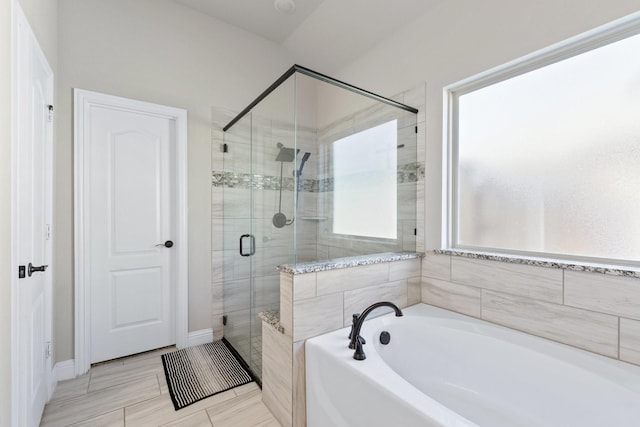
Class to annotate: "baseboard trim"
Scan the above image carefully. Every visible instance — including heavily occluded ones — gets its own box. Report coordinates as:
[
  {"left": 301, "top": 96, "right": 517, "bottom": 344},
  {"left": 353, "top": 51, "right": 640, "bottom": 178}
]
[
  {"left": 187, "top": 328, "right": 213, "bottom": 347},
  {"left": 55, "top": 359, "right": 76, "bottom": 382}
]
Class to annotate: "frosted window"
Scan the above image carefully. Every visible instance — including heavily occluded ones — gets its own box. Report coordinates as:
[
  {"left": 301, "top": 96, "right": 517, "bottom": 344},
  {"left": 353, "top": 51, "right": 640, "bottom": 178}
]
[
  {"left": 333, "top": 120, "right": 397, "bottom": 239},
  {"left": 455, "top": 32, "right": 640, "bottom": 263}
]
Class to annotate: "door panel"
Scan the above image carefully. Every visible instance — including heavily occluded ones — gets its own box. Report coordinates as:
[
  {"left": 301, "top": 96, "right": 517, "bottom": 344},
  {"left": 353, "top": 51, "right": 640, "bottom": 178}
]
[
  {"left": 89, "top": 106, "right": 175, "bottom": 363},
  {"left": 111, "top": 130, "right": 161, "bottom": 254},
  {"left": 14, "top": 5, "right": 53, "bottom": 426},
  {"left": 111, "top": 268, "right": 163, "bottom": 328}
]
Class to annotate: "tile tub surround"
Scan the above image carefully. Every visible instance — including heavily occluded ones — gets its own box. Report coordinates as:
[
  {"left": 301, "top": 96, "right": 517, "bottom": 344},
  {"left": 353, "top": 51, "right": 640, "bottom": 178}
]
[
  {"left": 262, "top": 254, "right": 423, "bottom": 426},
  {"left": 423, "top": 251, "right": 640, "bottom": 366}
]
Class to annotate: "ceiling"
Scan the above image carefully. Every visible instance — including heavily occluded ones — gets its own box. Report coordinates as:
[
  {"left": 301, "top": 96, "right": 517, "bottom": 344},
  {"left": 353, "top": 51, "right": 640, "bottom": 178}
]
[{"left": 175, "top": 0, "right": 441, "bottom": 72}]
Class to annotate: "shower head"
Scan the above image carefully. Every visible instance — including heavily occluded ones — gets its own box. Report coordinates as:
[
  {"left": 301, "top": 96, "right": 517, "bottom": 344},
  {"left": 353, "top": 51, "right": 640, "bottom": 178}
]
[{"left": 275, "top": 143, "right": 299, "bottom": 162}]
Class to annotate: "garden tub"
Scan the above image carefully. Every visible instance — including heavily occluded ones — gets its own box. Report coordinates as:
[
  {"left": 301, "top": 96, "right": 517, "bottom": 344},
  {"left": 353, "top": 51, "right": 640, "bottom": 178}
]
[{"left": 305, "top": 303, "right": 640, "bottom": 426}]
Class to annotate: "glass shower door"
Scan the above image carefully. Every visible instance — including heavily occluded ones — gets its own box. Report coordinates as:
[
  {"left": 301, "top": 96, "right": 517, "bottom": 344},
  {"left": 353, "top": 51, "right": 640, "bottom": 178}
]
[
  {"left": 222, "top": 75, "right": 297, "bottom": 382},
  {"left": 222, "top": 112, "right": 256, "bottom": 376}
]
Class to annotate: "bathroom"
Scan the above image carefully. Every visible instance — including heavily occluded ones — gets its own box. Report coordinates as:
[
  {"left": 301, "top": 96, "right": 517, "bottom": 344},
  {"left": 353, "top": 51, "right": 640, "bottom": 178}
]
[{"left": 4, "top": 0, "right": 640, "bottom": 426}]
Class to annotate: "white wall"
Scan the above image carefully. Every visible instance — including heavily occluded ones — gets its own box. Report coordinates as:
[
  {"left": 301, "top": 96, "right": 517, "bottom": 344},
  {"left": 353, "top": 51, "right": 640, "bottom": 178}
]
[
  {"left": 333, "top": 0, "right": 640, "bottom": 250},
  {"left": 16, "top": 0, "right": 57, "bottom": 69},
  {"left": 55, "top": 0, "right": 293, "bottom": 362}
]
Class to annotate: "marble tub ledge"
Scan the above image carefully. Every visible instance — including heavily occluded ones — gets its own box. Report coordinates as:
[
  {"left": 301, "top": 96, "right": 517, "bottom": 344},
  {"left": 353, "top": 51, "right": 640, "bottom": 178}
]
[
  {"left": 435, "top": 249, "right": 640, "bottom": 279},
  {"left": 278, "top": 251, "right": 423, "bottom": 275},
  {"left": 259, "top": 310, "right": 284, "bottom": 334}
]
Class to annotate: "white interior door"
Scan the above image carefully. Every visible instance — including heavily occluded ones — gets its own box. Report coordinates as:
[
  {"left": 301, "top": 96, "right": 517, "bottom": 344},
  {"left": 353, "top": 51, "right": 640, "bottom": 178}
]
[
  {"left": 13, "top": 5, "right": 53, "bottom": 427},
  {"left": 82, "top": 95, "right": 182, "bottom": 363}
]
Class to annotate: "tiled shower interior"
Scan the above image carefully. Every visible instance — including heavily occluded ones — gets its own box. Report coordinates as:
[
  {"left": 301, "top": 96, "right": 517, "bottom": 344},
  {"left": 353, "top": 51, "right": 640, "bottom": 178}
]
[{"left": 211, "top": 69, "right": 422, "bottom": 380}]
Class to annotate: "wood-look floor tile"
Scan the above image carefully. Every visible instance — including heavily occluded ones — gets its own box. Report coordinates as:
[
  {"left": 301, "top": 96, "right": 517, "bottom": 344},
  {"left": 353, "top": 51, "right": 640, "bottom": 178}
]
[
  {"left": 206, "top": 389, "right": 277, "bottom": 427},
  {"left": 49, "top": 374, "right": 90, "bottom": 403},
  {"left": 232, "top": 382, "right": 260, "bottom": 396},
  {"left": 158, "top": 372, "right": 169, "bottom": 394},
  {"left": 67, "top": 409, "right": 124, "bottom": 427},
  {"left": 42, "top": 349, "right": 276, "bottom": 427},
  {"left": 160, "top": 410, "right": 212, "bottom": 427},
  {"left": 125, "top": 389, "right": 236, "bottom": 426},
  {"left": 89, "top": 357, "right": 164, "bottom": 392},
  {"left": 254, "top": 419, "right": 282, "bottom": 427},
  {"left": 123, "top": 346, "right": 176, "bottom": 365},
  {"left": 87, "top": 359, "right": 125, "bottom": 377},
  {"left": 41, "top": 375, "right": 160, "bottom": 427}
]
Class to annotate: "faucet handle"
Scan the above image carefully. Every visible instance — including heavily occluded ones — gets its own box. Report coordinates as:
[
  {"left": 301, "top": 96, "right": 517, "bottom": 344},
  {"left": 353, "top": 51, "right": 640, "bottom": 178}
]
[
  {"left": 348, "top": 313, "right": 360, "bottom": 340},
  {"left": 353, "top": 335, "right": 367, "bottom": 360}
]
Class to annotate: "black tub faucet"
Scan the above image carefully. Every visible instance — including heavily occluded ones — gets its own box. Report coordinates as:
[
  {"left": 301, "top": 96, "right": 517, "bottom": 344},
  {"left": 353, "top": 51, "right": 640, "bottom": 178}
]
[{"left": 348, "top": 301, "right": 403, "bottom": 360}]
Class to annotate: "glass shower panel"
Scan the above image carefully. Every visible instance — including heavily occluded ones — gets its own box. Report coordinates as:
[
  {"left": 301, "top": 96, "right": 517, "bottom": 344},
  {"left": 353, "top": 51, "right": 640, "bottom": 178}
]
[{"left": 299, "top": 73, "right": 418, "bottom": 259}]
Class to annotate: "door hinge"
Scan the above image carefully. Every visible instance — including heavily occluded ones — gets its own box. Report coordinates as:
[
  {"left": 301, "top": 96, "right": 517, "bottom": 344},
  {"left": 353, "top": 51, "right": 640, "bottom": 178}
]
[
  {"left": 223, "top": 315, "right": 227, "bottom": 326},
  {"left": 45, "top": 224, "right": 51, "bottom": 240},
  {"left": 415, "top": 125, "right": 418, "bottom": 134},
  {"left": 221, "top": 143, "right": 228, "bottom": 153},
  {"left": 45, "top": 342, "right": 52, "bottom": 359},
  {"left": 47, "top": 105, "right": 54, "bottom": 122}
]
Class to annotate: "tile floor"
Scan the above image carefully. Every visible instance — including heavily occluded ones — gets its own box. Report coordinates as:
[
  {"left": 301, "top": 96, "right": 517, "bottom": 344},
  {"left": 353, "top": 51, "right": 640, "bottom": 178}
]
[
  {"left": 228, "top": 335, "right": 263, "bottom": 379},
  {"left": 40, "top": 346, "right": 281, "bottom": 427}
]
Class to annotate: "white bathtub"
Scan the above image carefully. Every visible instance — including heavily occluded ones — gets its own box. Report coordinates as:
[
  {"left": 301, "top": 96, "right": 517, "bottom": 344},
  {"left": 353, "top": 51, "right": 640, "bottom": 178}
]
[{"left": 305, "top": 303, "right": 640, "bottom": 427}]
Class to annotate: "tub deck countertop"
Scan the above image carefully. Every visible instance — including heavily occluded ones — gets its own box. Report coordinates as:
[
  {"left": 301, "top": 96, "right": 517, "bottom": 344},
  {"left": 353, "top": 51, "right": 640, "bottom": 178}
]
[{"left": 277, "top": 251, "right": 422, "bottom": 275}]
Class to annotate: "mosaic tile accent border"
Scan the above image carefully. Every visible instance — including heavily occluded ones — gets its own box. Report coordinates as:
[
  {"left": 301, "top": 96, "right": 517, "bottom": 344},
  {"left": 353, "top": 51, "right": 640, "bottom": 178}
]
[
  {"left": 212, "top": 171, "right": 317, "bottom": 192},
  {"left": 211, "top": 161, "right": 424, "bottom": 192},
  {"left": 435, "top": 249, "right": 640, "bottom": 279}
]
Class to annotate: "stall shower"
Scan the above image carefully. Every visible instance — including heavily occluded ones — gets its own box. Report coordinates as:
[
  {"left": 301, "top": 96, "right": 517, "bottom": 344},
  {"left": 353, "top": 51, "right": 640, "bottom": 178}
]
[{"left": 212, "top": 65, "right": 419, "bottom": 381}]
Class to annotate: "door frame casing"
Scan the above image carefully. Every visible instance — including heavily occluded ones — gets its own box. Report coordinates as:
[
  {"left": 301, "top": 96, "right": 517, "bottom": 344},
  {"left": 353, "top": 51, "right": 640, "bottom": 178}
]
[{"left": 74, "top": 89, "right": 188, "bottom": 375}]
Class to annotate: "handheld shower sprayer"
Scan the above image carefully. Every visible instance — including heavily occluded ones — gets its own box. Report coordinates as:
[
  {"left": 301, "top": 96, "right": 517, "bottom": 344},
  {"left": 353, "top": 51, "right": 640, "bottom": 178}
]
[{"left": 272, "top": 143, "right": 311, "bottom": 229}]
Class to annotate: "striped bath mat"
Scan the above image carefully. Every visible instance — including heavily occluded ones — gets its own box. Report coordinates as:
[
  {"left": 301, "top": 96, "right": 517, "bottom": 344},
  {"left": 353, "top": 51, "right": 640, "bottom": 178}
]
[{"left": 162, "top": 339, "right": 254, "bottom": 410}]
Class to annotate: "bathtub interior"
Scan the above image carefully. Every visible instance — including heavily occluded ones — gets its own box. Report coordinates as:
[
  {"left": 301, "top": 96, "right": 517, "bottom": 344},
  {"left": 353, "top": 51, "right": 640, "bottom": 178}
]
[
  {"left": 373, "top": 309, "right": 640, "bottom": 427},
  {"left": 307, "top": 303, "right": 640, "bottom": 427}
]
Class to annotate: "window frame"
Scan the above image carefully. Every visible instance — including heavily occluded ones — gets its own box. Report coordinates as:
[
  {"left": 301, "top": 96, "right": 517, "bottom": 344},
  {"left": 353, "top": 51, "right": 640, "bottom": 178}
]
[{"left": 443, "top": 12, "right": 640, "bottom": 268}]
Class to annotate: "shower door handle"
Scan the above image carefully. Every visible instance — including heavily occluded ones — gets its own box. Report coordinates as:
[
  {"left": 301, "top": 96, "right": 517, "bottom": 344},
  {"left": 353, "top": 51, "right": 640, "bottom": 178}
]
[{"left": 239, "top": 234, "right": 256, "bottom": 257}]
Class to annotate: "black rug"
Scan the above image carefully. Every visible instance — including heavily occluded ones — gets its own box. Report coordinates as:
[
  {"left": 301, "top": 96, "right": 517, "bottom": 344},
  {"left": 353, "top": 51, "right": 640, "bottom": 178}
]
[{"left": 161, "top": 338, "right": 253, "bottom": 410}]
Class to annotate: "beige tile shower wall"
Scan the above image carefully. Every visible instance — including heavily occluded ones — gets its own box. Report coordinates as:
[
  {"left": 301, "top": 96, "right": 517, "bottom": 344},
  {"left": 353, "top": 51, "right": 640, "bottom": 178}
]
[{"left": 422, "top": 253, "right": 640, "bottom": 365}]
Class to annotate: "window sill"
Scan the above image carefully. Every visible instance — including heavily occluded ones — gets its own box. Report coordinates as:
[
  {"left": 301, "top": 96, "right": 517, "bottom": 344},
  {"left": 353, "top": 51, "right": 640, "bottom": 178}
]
[{"left": 435, "top": 249, "right": 640, "bottom": 279}]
